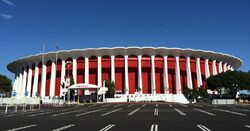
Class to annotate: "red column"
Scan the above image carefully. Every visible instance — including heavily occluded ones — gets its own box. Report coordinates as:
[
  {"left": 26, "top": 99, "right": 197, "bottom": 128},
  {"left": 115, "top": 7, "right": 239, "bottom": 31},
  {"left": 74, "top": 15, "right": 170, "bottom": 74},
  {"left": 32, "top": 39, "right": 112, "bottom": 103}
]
[
  {"left": 179, "top": 57, "right": 187, "bottom": 93},
  {"left": 76, "top": 57, "right": 84, "bottom": 95},
  {"left": 115, "top": 55, "right": 125, "bottom": 94},
  {"left": 45, "top": 61, "right": 52, "bottom": 96},
  {"left": 89, "top": 56, "right": 98, "bottom": 86},
  {"left": 76, "top": 57, "right": 85, "bottom": 83},
  {"left": 216, "top": 62, "right": 220, "bottom": 74},
  {"left": 102, "top": 56, "right": 111, "bottom": 83},
  {"left": 200, "top": 59, "right": 206, "bottom": 88},
  {"left": 155, "top": 56, "right": 164, "bottom": 94},
  {"left": 190, "top": 58, "right": 197, "bottom": 88},
  {"left": 167, "top": 56, "right": 175, "bottom": 94},
  {"left": 128, "top": 55, "right": 138, "bottom": 94},
  {"left": 142, "top": 55, "right": 151, "bottom": 94},
  {"left": 208, "top": 60, "right": 213, "bottom": 76},
  {"left": 65, "top": 58, "right": 73, "bottom": 86},
  {"left": 55, "top": 59, "right": 62, "bottom": 96},
  {"left": 31, "top": 64, "right": 35, "bottom": 96},
  {"left": 38, "top": 62, "right": 42, "bottom": 96}
]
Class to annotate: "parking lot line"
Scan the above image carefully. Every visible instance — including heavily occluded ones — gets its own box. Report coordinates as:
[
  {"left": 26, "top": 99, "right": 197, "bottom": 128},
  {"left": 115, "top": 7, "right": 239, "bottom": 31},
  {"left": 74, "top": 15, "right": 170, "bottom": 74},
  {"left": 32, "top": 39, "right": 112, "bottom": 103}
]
[
  {"left": 179, "top": 104, "right": 188, "bottom": 107},
  {"left": 4, "top": 110, "right": 41, "bottom": 117},
  {"left": 75, "top": 108, "right": 105, "bottom": 116},
  {"left": 52, "top": 109, "right": 85, "bottom": 117},
  {"left": 101, "top": 104, "right": 110, "bottom": 107},
  {"left": 141, "top": 104, "right": 146, "bottom": 107},
  {"left": 154, "top": 108, "right": 158, "bottom": 116},
  {"left": 28, "top": 108, "right": 76, "bottom": 117},
  {"left": 6, "top": 124, "right": 37, "bottom": 131},
  {"left": 193, "top": 108, "right": 216, "bottom": 116},
  {"left": 197, "top": 124, "right": 211, "bottom": 131},
  {"left": 127, "top": 104, "right": 134, "bottom": 107},
  {"left": 88, "top": 104, "right": 97, "bottom": 107},
  {"left": 101, "top": 108, "right": 122, "bottom": 116},
  {"left": 127, "top": 108, "right": 141, "bottom": 116},
  {"left": 27, "top": 110, "right": 57, "bottom": 117},
  {"left": 193, "top": 104, "right": 203, "bottom": 108},
  {"left": 233, "top": 108, "right": 250, "bottom": 112},
  {"left": 156, "top": 104, "right": 158, "bottom": 107},
  {"left": 52, "top": 124, "right": 75, "bottom": 131},
  {"left": 113, "top": 104, "right": 122, "bottom": 107},
  {"left": 61, "top": 108, "right": 72, "bottom": 111},
  {"left": 173, "top": 108, "right": 186, "bottom": 115},
  {"left": 150, "top": 124, "right": 158, "bottom": 131},
  {"left": 3, "top": 108, "right": 57, "bottom": 117},
  {"left": 100, "top": 124, "right": 115, "bottom": 131},
  {"left": 206, "top": 104, "right": 218, "bottom": 107},
  {"left": 168, "top": 104, "right": 173, "bottom": 107},
  {"left": 244, "top": 125, "right": 250, "bottom": 129},
  {"left": 213, "top": 108, "right": 247, "bottom": 116}
]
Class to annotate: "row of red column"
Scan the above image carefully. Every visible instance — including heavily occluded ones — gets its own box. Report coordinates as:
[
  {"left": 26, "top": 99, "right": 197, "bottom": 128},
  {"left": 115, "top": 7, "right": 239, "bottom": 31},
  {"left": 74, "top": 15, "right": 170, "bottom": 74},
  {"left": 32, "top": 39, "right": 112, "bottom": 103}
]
[{"left": 24, "top": 55, "right": 223, "bottom": 97}]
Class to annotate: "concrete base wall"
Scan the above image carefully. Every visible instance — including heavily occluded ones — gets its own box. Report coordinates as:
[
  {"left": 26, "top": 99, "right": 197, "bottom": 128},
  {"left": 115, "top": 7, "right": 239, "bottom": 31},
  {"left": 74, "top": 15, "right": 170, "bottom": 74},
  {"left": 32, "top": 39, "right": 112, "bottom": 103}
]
[
  {"left": 2, "top": 93, "right": 189, "bottom": 105},
  {"left": 108, "top": 94, "right": 189, "bottom": 104},
  {"left": 0, "top": 97, "right": 40, "bottom": 105},
  {"left": 212, "top": 99, "right": 236, "bottom": 105}
]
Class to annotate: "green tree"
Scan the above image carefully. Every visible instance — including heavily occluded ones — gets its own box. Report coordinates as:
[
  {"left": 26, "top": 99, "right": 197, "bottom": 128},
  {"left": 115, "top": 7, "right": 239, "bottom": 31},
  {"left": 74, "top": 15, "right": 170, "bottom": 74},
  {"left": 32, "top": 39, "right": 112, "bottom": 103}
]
[
  {"left": 0, "top": 74, "right": 12, "bottom": 96},
  {"left": 193, "top": 87, "right": 200, "bottom": 100},
  {"left": 206, "top": 74, "right": 223, "bottom": 95},
  {"left": 105, "top": 80, "right": 115, "bottom": 98},
  {"left": 246, "top": 70, "right": 250, "bottom": 89},
  {"left": 66, "top": 77, "right": 75, "bottom": 102},
  {"left": 183, "top": 85, "right": 209, "bottom": 102},
  {"left": 207, "top": 70, "right": 250, "bottom": 98},
  {"left": 183, "top": 86, "right": 194, "bottom": 101},
  {"left": 135, "top": 86, "right": 142, "bottom": 92},
  {"left": 199, "top": 86, "right": 207, "bottom": 98},
  {"left": 69, "top": 77, "right": 75, "bottom": 86}
]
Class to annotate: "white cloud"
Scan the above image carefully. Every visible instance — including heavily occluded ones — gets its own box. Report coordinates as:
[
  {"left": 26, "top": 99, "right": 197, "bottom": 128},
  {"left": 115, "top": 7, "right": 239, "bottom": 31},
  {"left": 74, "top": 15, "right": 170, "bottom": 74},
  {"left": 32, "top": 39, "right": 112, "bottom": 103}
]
[
  {"left": 2, "top": 0, "right": 16, "bottom": 7},
  {"left": 0, "top": 14, "right": 13, "bottom": 20}
]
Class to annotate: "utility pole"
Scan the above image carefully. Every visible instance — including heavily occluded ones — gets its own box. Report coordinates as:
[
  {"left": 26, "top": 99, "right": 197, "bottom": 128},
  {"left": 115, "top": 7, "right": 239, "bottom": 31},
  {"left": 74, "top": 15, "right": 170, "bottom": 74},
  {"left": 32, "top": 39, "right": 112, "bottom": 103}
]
[
  {"left": 54, "top": 41, "right": 59, "bottom": 106},
  {"left": 56, "top": 41, "right": 59, "bottom": 65},
  {"left": 42, "top": 42, "right": 45, "bottom": 66},
  {"left": 40, "top": 41, "right": 45, "bottom": 107}
]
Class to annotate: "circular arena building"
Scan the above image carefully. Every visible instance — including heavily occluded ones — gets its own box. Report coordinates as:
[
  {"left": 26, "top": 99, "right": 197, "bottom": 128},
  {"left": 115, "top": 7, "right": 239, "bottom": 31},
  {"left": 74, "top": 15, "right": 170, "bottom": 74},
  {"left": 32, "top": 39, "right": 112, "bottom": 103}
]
[{"left": 7, "top": 47, "right": 242, "bottom": 103}]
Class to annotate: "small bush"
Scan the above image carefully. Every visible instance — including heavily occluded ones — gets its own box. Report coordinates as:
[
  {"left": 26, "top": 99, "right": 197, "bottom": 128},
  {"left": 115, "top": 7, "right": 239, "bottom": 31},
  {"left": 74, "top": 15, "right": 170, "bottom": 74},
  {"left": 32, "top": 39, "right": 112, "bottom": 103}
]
[
  {"left": 183, "top": 86, "right": 208, "bottom": 102},
  {"left": 105, "top": 80, "right": 116, "bottom": 98}
]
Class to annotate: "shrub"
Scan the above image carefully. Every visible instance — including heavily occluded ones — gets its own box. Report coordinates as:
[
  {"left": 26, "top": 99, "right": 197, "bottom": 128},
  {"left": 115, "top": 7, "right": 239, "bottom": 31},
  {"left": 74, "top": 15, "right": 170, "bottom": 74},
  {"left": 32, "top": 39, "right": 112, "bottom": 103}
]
[
  {"left": 183, "top": 86, "right": 194, "bottom": 101},
  {"left": 105, "top": 80, "right": 116, "bottom": 98}
]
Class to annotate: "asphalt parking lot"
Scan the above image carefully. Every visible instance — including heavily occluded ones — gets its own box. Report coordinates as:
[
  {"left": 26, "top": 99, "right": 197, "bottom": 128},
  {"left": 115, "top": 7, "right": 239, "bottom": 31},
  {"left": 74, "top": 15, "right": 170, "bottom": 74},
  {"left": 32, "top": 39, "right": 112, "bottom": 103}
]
[{"left": 0, "top": 103, "right": 250, "bottom": 131}]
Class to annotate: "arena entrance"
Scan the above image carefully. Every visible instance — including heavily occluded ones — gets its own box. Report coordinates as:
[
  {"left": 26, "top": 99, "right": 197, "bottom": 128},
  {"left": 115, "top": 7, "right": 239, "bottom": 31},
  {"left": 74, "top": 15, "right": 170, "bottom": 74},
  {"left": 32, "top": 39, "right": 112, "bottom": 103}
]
[{"left": 68, "top": 83, "right": 102, "bottom": 103}]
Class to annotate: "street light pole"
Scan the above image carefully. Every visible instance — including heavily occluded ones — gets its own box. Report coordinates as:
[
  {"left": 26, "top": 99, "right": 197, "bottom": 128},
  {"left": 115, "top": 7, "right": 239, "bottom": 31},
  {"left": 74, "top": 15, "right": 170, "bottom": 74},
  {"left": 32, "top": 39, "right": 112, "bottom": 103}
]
[{"left": 65, "top": 60, "right": 72, "bottom": 103}]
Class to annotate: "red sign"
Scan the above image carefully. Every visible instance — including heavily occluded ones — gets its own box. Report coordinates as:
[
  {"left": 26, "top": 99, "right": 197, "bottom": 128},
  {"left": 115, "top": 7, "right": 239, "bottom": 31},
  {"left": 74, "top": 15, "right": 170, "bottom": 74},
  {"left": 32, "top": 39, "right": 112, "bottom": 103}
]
[{"left": 75, "top": 84, "right": 88, "bottom": 88}]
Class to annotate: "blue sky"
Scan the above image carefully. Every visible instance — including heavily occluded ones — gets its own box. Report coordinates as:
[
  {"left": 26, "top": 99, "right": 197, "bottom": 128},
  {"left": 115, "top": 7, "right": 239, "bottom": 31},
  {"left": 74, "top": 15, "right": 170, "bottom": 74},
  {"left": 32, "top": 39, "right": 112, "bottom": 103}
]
[{"left": 0, "top": 0, "right": 249, "bottom": 81}]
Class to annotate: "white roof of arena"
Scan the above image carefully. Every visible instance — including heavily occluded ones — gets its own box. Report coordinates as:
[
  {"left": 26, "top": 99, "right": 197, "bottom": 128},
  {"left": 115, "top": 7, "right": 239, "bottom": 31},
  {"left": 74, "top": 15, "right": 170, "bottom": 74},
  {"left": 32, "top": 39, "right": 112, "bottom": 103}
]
[{"left": 7, "top": 47, "right": 243, "bottom": 73}]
